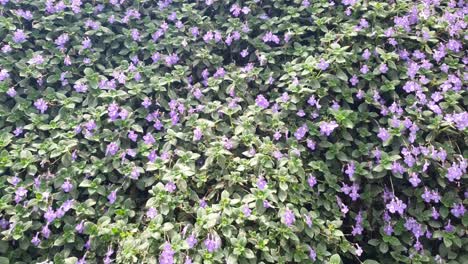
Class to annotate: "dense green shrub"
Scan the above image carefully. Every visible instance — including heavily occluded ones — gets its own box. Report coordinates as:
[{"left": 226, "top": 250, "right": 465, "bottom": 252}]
[{"left": 0, "top": 0, "right": 466, "bottom": 263}]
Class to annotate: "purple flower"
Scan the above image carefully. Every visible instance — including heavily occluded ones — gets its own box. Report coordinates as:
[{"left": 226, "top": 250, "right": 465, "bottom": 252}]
[
  {"left": 409, "top": 172, "right": 421, "bottom": 187},
  {"left": 129, "top": 167, "right": 140, "bottom": 180},
  {"left": 345, "top": 162, "right": 355, "bottom": 179},
  {"left": 360, "top": 65, "right": 369, "bottom": 74},
  {"left": 316, "top": 59, "right": 329, "bottom": 71},
  {"left": 431, "top": 207, "right": 439, "bottom": 220},
  {"left": 204, "top": 234, "right": 221, "bottom": 252},
  {"left": 255, "top": 95, "right": 270, "bottom": 109},
  {"left": 242, "top": 204, "right": 252, "bottom": 217},
  {"left": 356, "top": 89, "right": 365, "bottom": 99},
  {"left": 421, "top": 188, "right": 432, "bottom": 203},
  {"left": 0, "top": 69, "right": 10, "bottom": 82},
  {"left": 55, "top": 33, "right": 69, "bottom": 48},
  {"left": 319, "top": 121, "right": 339, "bottom": 136},
  {"left": 352, "top": 211, "right": 363, "bottom": 236},
  {"left": 165, "top": 181, "right": 176, "bottom": 193},
  {"left": 106, "top": 142, "right": 119, "bottom": 156},
  {"left": 31, "top": 233, "right": 41, "bottom": 246},
  {"left": 294, "top": 125, "right": 308, "bottom": 140},
  {"left": 283, "top": 209, "right": 296, "bottom": 227},
  {"left": 75, "top": 220, "right": 85, "bottom": 233},
  {"left": 147, "top": 207, "right": 158, "bottom": 219},
  {"left": 108, "top": 190, "right": 117, "bottom": 204},
  {"left": 273, "top": 131, "right": 282, "bottom": 141},
  {"left": 445, "top": 220, "right": 454, "bottom": 232},
  {"left": 41, "top": 224, "right": 51, "bottom": 238},
  {"left": 386, "top": 197, "right": 407, "bottom": 215},
  {"left": 446, "top": 162, "right": 462, "bottom": 182},
  {"left": 199, "top": 198, "right": 207, "bottom": 209},
  {"left": 257, "top": 177, "right": 267, "bottom": 190},
  {"left": 377, "top": 128, "right": 390, "bottom": 142},
  {"left": 143, "top": 133, "right": 155, "bottom": 145},
  {"left": 131, "top": 29, "right": 141, "bottom": 41},
  {"left": 308, "top": 246, "right": 316, "bottom": 261},
  {"left": 186, "top": 234, "right": 198, "bottom": 249},
  {"left": 44, "top": 207, "right": 56, "bottom": 223},
  {"left": 13, "top": 29, "right": 27, "bottom": 43},
  {"left": 451, "top": 203, "right": 465, "bottom": 218},
  {"left": 304, "top": 214, "right": 313, "bottom": 228},
  {"left": 194, "top": 128, "right": 203, "bottom": 141},
  {"left": 15, "top": 187, "right": 27, "bottom": 203},
  {"left": 74, "top": 82, "right": 88, "bottom": 93},
  {"left": 34, "top": 98, "right": 48, "bottom": 113},
  {"left": 306, "top": 139, "right": 316, "bottom": 151},
  {"left": 61, "top": 180, "right": 73, "bottom": 193},
  {"left": 384, "top": 223, "right": 393, "bottom": 235},
  {"left": 307, "top": 175, "right": 317, "bottom": 188},
  {"left": 29, "top": 54, "right": 44, "bottom": 65},
  {"left": 222, "top": 136, "right": 233, "bottom": 150},
  {"left": 190, "top": 27, "right": 199, "bottom": 37},
  {"left": 355, "top": 244, "right": 363, "bottom": 256},
  {"left": 262, "top": 31, "right": 280, "bottom": 44},
  {"left": 165, "top": 53, "right": 179, "bottom": 67},
  {"left": 350, "top": 75, "right": 359, "bottom": 86},
  {"left": 7, "top": 87, "right": 16, "bottom": 97},
  {"left": 128, "top": 130, "right": 138, "bottom": 142},
  {"left": 159, "top": 243, "right": 175, "bottom": 264}
]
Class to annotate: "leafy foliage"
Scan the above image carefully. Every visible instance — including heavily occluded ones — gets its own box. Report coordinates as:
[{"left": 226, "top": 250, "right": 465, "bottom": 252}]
[{"left": 0, "top": 0, "right": 467, "bottom": 263}]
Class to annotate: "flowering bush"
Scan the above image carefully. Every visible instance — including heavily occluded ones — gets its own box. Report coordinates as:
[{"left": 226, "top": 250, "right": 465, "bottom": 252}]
[{"left": 0, "top": 0, "right": 466, "bottom": 263}]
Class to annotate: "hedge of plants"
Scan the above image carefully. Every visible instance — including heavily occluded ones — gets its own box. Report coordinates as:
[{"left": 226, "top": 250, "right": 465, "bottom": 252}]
[{"left": 0, "top": 0, "right": 467, "bottom": 263}]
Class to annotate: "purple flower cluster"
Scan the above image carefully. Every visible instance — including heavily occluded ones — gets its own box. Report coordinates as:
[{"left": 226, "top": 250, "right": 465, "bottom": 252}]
[{"left": 204, "top": 233, "right": 221, "bottom": 252}]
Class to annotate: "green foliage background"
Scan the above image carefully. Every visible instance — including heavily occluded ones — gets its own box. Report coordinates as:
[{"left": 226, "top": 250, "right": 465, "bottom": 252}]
[{"left": 0, "top": 0, "right": 466, "bottom": 263}]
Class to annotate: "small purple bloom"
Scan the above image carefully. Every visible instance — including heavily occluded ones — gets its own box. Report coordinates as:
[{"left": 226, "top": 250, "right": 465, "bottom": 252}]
[
  {"left": 15, "top": 187, "right": 28, "bottom": 203},
  {"left": 13, "top": 29, "right": 27, "bottom": 43},
  {"left": 306, "top": 139, "right": 316, "bottom": 151},
  {"left": 159, "top": 243, "right": 175, "bottom": 264},
  {"left": 106, "top": 142, "right": 119, "bottom": 156},
  {"left": 61, "top": 180, "right": 73, "bottom": 193},
  {"left": 451, "top": 203, "right": 465, "bottom": 218},
  {"left": 316, "top": 59, "right": 329, "bottom": 71},
  {"left": 257, "top": 177, "right": 267, "bottom": 190},
  {"left": 308, "top": 175, "right": 317, "bottom": 188},
  {"left": 294, "top": 125, "right": 308, "bottom": 140},
  {"left": 194, "top": 128, "right": 203, "bottom": 141},
  {"left": 31, "top": 233, "right": 41, "bottom": 246},
  {"left": 143, "top": 133, "right": 156, "bottom": 145},
  {"left": 204, "top": 234, "right": 221, "bottom": 253},
  {"left": 283, "top": 209, "right": 296, "bottom": 227},
  {"left": 165, "top": 181, "right": 176, "bottom": 193},
  {"left": 386, "top": 197, "right": 407, "bottom": 215},
  {"left": 7, "top": 87, "right": 16, "bottom": 97},
  {"left": 75, "top": 220, "right": 85, "bottom": 233},
  {"left": 108, "top": 190, "right": 117, "bottom": 204},
  {"left": 377, "top": 128, "right": 391, "bottom": 142},
  {"left": 187, "top": 234, "right": 198, "bottom": 249},
  {"left": 319, "top": 121, "right": 339, "bottom": 136},
  {"left": 308, "top": 246, "right": 316, "bottom": 261},
  {"left": 147, "top": 207, "right": 158, "bottom": 219},
  {"left": 34, "top": 99, "right": 48, "bottom": 113},
  {"left": 242, "top": 204, "right": 252, "bottom": 217},
  {"left": 255, "top": 95, "right": 270, "bottom": 109},
  {"left": 74, "top": 82, "right": 88, "bottom": 93}
]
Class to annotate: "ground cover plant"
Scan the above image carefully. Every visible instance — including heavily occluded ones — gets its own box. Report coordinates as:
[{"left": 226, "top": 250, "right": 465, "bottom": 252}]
[{"left": 0, "top": 0, "right": 467, "bottom": 263}]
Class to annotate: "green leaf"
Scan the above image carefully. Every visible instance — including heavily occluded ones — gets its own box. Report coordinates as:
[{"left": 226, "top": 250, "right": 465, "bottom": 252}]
[
  {"left": 363, "top": 260, "right": 380, "bottom": 264},
  {"left": 328, "top": 254, "right": 341, "bottom": 264}
]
